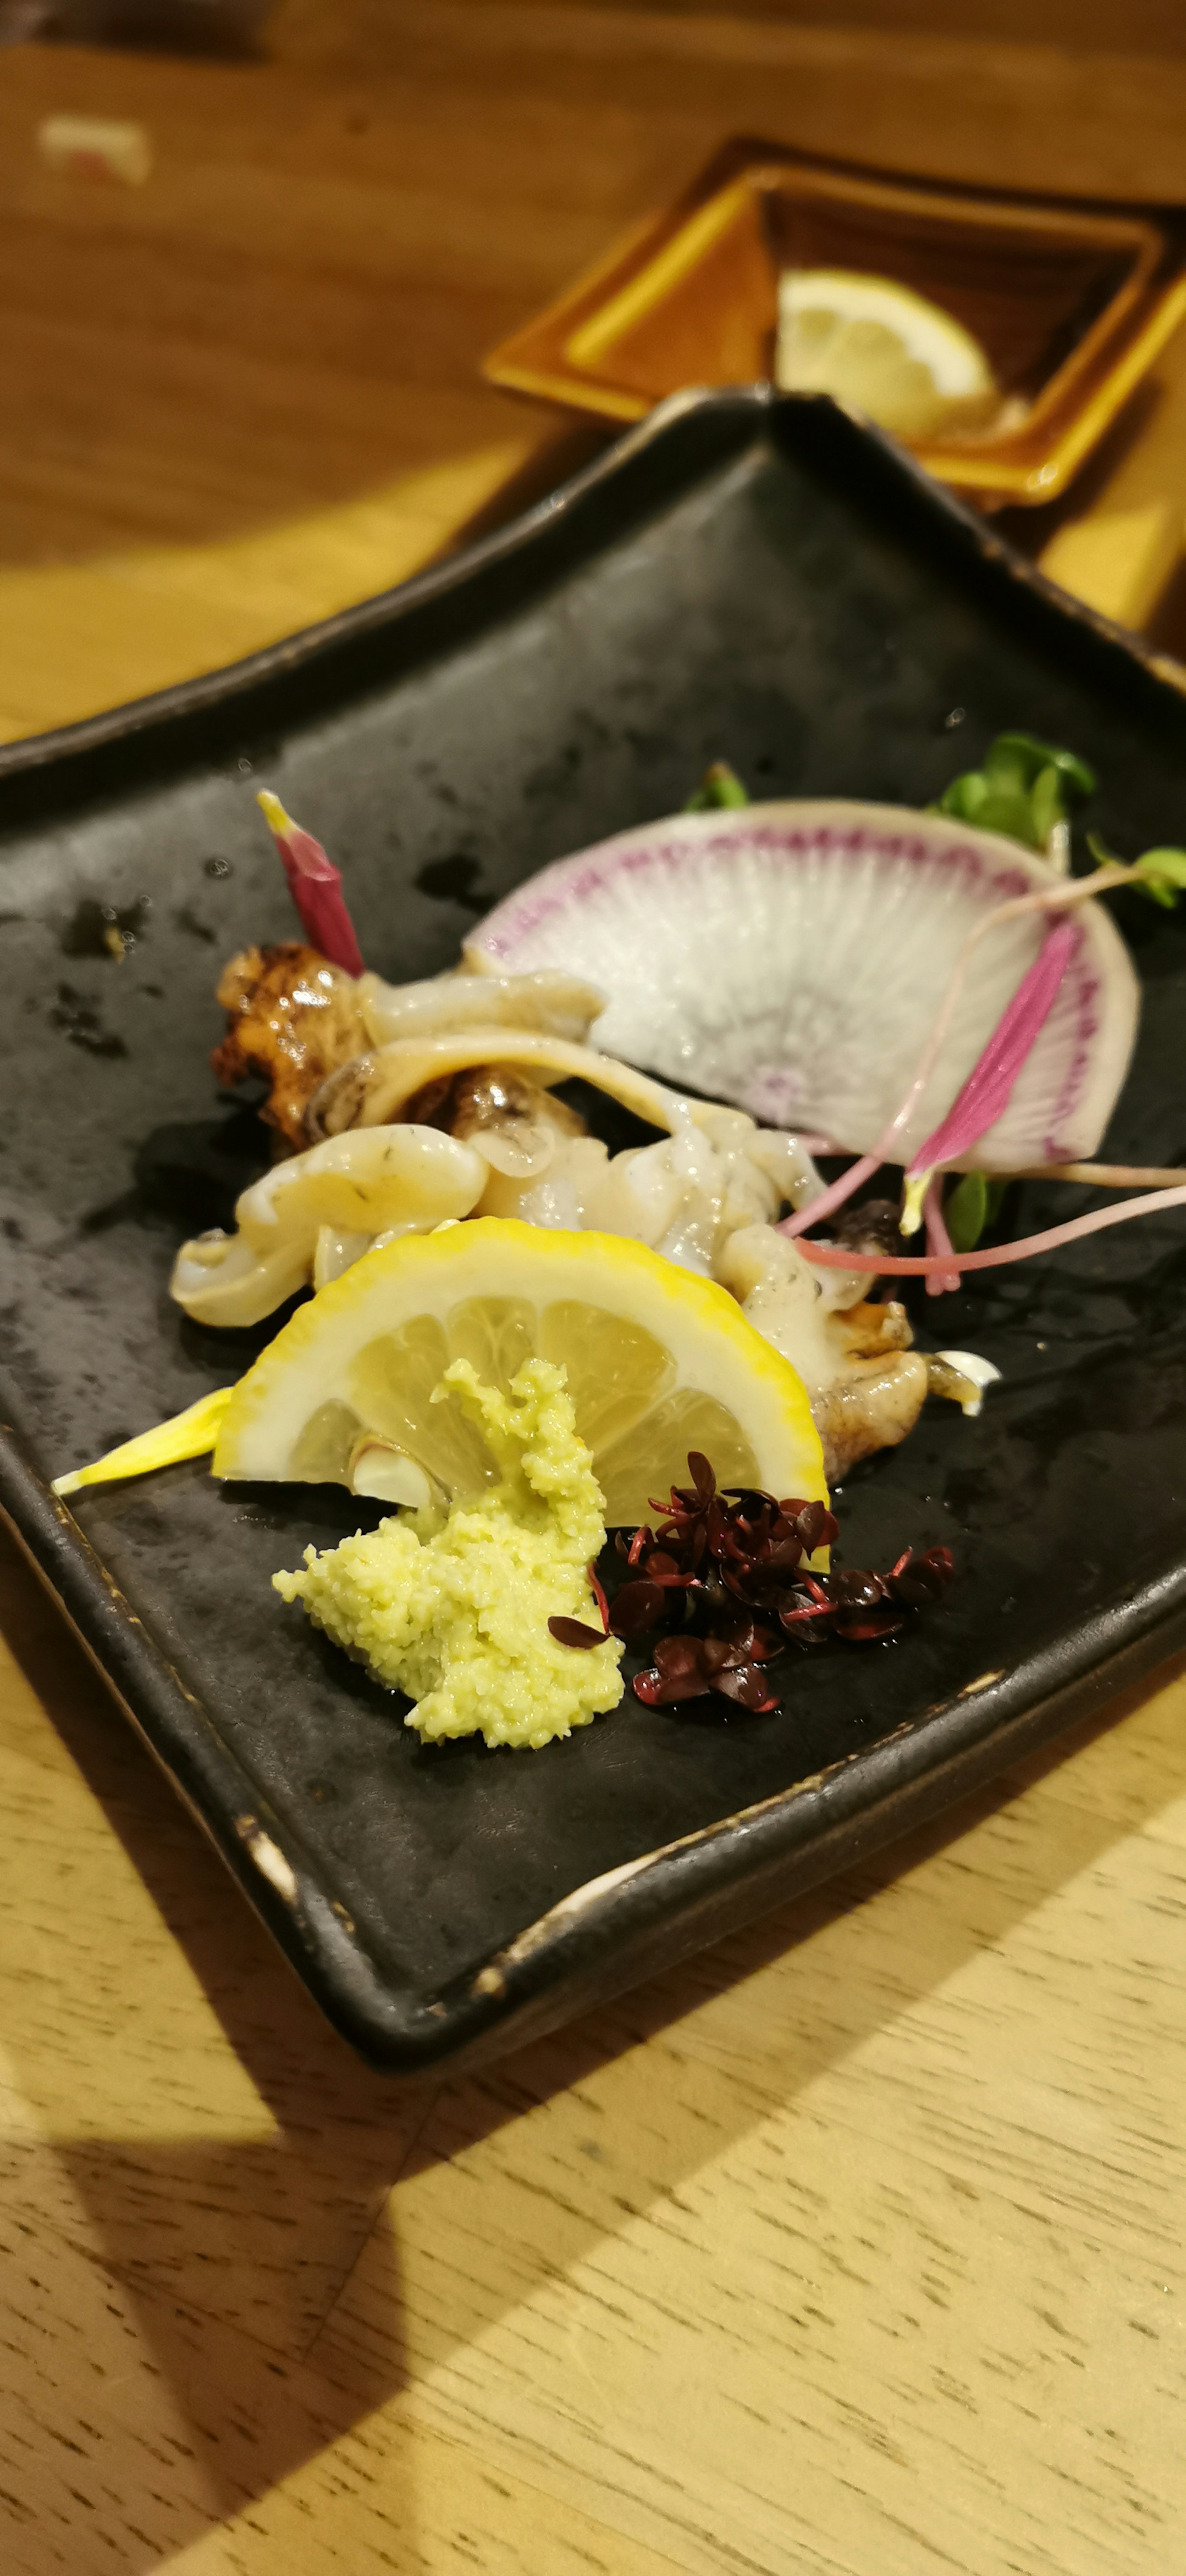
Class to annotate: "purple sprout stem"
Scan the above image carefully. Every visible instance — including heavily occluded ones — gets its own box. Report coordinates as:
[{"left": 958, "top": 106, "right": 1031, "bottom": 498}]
[
  {"left": 923, "top": 1176, "right": 960, "bottom": 1296},
  {"left": 779, "top": 1152, "right": 881, "bottom": 1239},
  {"left": 869, "top": 867, "right": 1130, "bottom": 1169},
  {"left": 797, "top": 1183, "right": 1186, "bottom": 1277},
  {"left": 781, "top": 866, "right": 1133, "bottom": 1245},
  {"left": 906, "top": 918, "right": 1076, "bottom": 1180}
]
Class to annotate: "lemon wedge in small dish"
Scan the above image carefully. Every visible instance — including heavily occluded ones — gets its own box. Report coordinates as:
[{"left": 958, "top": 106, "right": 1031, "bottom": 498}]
[
  {"left": 775, "top": 269, "right": 997, "bottom": 443},
  {"left": 215, "top": 1218, "right": 826, "bottom": 1528}
]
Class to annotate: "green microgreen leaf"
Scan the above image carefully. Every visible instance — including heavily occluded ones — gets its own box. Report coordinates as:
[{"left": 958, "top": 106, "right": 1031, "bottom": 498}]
[
  {"left": 988, "top": 733, "right": 1096, "bottom": 798},
  {"left": 1133, "top": 847, "right": 1186, "bottom": 907},
  {"left": 945, "top": 1171, "right": 1008, "bottom": 1254},
  {"left": 945, "top": 1169, "right": 986, "bottom": 1252},
  {"left": 684, "top": 761, "right": 750, "bottom": 812},
  {"left": 1088, "top": 832, "right": 1186, "bottom": 907},
  {"left": 934, "top": 772, "right": 989, "bottom": 822},
  {"left": 936, "top": 731, "right": 1094, "bottom": 856},
  {"left": 1029, "top": 764, "right": 1066, "bottom": 851}
]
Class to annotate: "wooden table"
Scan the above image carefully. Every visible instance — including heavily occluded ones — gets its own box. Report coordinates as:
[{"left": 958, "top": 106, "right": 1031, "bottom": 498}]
[{"left": 3, "top": 14, "right": 1186, "bottom": 2570}]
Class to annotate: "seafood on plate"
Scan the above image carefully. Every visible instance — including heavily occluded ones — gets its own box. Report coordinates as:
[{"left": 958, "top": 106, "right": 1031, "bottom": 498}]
[
  {"left": 185, "top": 928, "right": 959, "bottom": 1478},
  {"left": 215, "top": 1217, "right": 837, "bottom": 1746},
  {"left": 210, "top": 938, "right": 605, "bottom": 1150},
  {"left": 211, "top": 942, "right": 371, "bottom": 1151},
  {"left": 170, "top": 1124, "right": 490, "bottom": 1326},
  {"left": 188, "top": 747, "right": 1178, "bottom": 1480},
  {"left": 55, "top": 742, "right": 1186, "bottom": 1750},
  {"left": 465, "top": 799, "right": 1138, "bottom": 1174}
]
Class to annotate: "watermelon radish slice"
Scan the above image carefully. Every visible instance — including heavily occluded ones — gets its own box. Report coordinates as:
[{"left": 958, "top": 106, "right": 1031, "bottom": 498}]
[{"left": 466, "top": 802, "right": 1138, "bottom": 1174}]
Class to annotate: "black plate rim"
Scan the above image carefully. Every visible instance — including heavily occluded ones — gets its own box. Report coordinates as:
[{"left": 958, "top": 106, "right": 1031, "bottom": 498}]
[{"left": 6, "top": 1425, "right": 1186, "bottom": 2075}]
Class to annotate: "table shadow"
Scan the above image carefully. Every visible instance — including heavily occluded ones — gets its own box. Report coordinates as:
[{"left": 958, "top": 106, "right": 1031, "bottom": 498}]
[{"left": 5, "top": 1519, "right": 1185, "bottom": 2564}]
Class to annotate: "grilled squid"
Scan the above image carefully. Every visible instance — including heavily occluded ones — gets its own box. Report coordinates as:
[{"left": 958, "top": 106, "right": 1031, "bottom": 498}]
[
  {"left": 200, "top": 935, "right": 994, "bottom": 1472},
  {"left": 210, "top": 946, "right": 606, "bottom": 1148},
  {"left": 212, "top": 944, "right": 371, "bottom": 1149}
]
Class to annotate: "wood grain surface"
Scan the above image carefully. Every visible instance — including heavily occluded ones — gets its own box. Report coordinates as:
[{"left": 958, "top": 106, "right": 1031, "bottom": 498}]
[
  {"left": 3, "top": 11, "right": 1186, "bottom": 2571},
  {"left": 1, "top": 6, "right": 1186, "bottom": 738}
]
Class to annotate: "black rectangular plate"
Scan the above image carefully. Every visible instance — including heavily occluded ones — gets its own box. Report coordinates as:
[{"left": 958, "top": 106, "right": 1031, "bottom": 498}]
[{"left": 5, "top": 389, "right": 1186, "bottom": 2073}]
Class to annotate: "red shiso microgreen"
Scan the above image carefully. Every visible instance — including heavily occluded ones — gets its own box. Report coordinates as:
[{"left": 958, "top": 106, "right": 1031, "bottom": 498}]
[
  {"left": 905, "top": 918, "right": 1076, "bottom": 1191},
  {"left": 550, "top": 1565, "right": 613, "bottom": 1652},
  {"left": 796, "top": 1183, "right": 1186, "bottom": 1277},
  {"left": 587, "top": 1562, "right": 611, "bottom": 1633},
  {"left": 548, "top": 1615, "right": 610, "bottom": 1651},
  {"left": 609, "top": 1579, "right": 669, "bottom": 1637},
  {"left": 621, "top": 1454, "right": 952, "bottom": 1711},
  {"left": 257, "top": 789, "right": 365, "bottom": 977}
]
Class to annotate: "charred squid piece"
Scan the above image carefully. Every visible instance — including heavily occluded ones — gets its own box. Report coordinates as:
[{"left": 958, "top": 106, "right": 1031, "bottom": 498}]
[
  {"left": 211, "top": 944, "right": 371, "bottom": 1150},
  {"left": 211, "top": 949, "right": 609, "bottom": 1153},
  {"left": 715, "top": 1222, "right": 997, "bottom": 1480},
  {"left": 407, "top": 1065, "right": 588, "bottom": 1180},
  {"left": 925, "top": 1351, "right": 1001, "bottom": 1417},
  {"left": 302, "top": 1048, "right": 383, "bottom": 1144},
  {"left": 831, "top": 1198, "right": 908, "bottom": 1259}
]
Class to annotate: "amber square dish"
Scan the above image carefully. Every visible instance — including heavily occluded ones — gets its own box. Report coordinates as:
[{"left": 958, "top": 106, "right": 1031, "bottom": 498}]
[{"left": 485, "top": 139, "right": 1186, "bottom": 505}]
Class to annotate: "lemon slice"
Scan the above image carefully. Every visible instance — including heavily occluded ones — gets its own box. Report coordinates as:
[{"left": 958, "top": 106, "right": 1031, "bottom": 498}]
[
  {"left": 214, "top": 1218, "right": 826, "bottom": 1526},
  {"left": 775, "top": 269, "right": 996, "bottom": 443}
]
